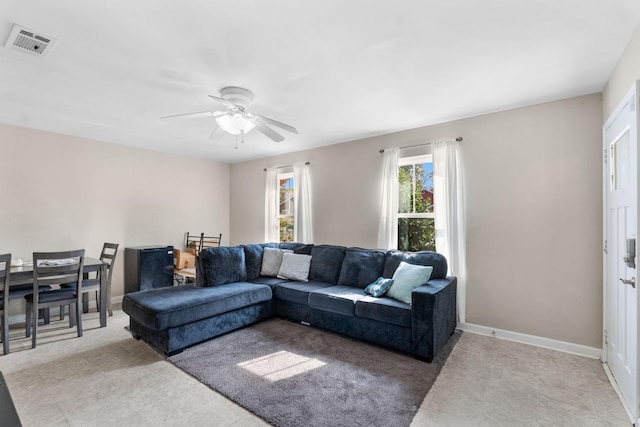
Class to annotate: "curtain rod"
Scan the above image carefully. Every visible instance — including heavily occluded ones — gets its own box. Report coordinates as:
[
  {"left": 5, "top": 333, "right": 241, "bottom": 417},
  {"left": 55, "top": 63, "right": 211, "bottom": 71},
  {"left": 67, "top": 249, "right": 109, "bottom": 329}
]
[
  {"left": 379, "top": 137, "right": 463, "bottom": 154},
  {"left": 263, "top": 161, "right": 310, "bottom": 171}
]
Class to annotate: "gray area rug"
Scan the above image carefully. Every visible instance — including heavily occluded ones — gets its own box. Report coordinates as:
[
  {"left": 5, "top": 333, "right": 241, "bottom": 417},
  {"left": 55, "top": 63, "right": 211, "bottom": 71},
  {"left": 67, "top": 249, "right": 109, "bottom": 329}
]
[{"left": 169, "top": 319, "right": 460, "bottom": 427}]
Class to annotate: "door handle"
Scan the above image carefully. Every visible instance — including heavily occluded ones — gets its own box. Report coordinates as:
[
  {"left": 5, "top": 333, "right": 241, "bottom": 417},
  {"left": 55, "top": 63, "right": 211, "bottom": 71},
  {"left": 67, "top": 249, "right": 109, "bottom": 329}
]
[{"left": 620, "top": 277, "right": 636, "bottom": 288}]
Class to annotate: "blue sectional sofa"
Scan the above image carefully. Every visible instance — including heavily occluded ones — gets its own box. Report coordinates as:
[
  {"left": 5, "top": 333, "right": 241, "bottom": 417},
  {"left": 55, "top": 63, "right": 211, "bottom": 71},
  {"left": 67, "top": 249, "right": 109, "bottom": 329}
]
[{"left": 122, "top": 243, "right": 457, "bottom": 362}]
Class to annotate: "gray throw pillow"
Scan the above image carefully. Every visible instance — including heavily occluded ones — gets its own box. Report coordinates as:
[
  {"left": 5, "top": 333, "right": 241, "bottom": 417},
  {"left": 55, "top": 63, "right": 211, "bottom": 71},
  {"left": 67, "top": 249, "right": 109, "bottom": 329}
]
[
  {"left": 260, "top": 247, "right": 293, "bottom": 277},
  {"left": 277, "top": 253, "right": 312, "bottom": 282}
]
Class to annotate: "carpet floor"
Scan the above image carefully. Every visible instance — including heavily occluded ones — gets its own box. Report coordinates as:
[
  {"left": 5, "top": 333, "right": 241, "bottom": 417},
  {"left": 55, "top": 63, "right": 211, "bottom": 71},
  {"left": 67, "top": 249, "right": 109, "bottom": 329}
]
[{"left": 168, "top": 318, "right": 460, "bottom": 427}]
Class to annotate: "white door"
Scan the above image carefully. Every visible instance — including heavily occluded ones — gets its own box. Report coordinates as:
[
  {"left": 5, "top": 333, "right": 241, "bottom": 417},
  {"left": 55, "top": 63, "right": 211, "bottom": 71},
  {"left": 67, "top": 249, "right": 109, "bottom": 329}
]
[{"left": 604, "top": 81, "right": 639, "bottom": 421}]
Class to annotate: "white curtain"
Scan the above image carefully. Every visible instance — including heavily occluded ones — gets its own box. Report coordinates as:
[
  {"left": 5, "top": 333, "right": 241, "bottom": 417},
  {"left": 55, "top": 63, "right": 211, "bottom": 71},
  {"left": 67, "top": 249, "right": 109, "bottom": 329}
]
[
  {"left": 377, "top": 147, "right": 399, "bottom": 249},
  {"left": 293, "top": 163, "right": 313, "bottom": 243},
  {"left": 264, "top": 168, "right": 279, "bottom": 242},
  {"left": 433, "top": 139, "right": 467, "bottom": 323}
]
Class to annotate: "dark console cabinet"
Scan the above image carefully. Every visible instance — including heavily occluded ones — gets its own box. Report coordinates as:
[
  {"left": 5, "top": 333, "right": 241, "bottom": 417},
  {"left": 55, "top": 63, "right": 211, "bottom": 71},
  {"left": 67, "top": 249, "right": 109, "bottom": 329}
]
[{"left": 124, "top": 245, "right": 174, "bottom": 293}]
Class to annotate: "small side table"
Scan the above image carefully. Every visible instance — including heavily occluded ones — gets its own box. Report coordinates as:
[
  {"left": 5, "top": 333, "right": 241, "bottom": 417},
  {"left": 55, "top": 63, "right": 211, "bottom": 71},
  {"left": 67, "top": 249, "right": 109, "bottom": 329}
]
[{"left": 174, "top": 267, "right": 196, "bottom": 286}]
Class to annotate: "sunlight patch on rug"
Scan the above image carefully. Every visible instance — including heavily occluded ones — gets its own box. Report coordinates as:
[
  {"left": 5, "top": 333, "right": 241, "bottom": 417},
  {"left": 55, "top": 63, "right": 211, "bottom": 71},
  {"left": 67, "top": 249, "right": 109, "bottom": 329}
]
[{"left": 237, "top": 350, "right": 327, "bottom": 382}]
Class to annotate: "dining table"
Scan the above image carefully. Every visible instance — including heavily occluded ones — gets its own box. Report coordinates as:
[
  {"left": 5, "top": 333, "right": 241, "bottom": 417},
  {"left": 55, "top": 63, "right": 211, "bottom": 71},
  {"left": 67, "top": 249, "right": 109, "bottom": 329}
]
[{"left": 8, "top": 257, "right": 108, "bottom": 328}]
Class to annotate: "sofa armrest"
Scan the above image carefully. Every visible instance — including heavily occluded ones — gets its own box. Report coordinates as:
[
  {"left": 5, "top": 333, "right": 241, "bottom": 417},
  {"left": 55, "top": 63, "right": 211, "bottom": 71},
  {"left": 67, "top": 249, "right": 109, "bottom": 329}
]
[{"left": 410, "top": 276, "right": 457, "bottom": 362}]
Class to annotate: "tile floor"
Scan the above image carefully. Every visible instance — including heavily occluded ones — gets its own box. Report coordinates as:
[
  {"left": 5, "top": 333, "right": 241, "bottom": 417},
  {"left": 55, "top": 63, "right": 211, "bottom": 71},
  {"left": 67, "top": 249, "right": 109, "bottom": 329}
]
[{"left": 0, "top": 309, "right": 631, "bottom": 426}]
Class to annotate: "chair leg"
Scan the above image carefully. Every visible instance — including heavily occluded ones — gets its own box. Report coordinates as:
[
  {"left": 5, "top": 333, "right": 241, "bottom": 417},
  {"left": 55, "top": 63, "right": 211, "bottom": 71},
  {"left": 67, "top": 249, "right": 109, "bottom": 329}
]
[
  {"left": 82, "top": 293, "right": 89, "bottom": 314},
  {"left": 43, "top": 308, "right": 50, "bottom": 324},
  {"left": 76, "top": 301, "right": 83, "bottom": 338},
  {"left": 60, "top": 305, "right": 65, "bottom": 320},
  {"left": 95, "top": 291, "right": 100, "bottom": 313},
  {"left": 69, "top": 304, "right": 77, "bottom": 328},
  {"left": 2, "top": 309, "right": 9, "bottom": 355},
  {"left": 31, "top": 304, "right": 37, "bottom": 349},
  {"left": 25, "top": 302, "right": 31, "bottom": 338}
]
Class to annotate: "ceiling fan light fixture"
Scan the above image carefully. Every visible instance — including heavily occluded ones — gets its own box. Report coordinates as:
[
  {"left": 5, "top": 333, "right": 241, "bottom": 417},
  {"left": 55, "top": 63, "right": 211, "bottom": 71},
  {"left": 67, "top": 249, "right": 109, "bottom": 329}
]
[{"left": 216, "top": 113, "right": 256, "bottom": 135}]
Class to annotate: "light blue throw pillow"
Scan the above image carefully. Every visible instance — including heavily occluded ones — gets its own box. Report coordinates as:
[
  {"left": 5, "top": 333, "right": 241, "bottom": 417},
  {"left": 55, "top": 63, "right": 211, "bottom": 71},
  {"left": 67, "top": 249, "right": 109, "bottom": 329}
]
[
  {"left": 386, "top": 262, "right": 433, "bottom": 304},
  {"left": 364, "top": 277, "right": 395, "bottom": 297}
]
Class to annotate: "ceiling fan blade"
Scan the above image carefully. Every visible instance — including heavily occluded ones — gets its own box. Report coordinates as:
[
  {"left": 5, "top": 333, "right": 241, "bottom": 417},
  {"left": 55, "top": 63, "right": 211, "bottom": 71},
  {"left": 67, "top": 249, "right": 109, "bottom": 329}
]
[
  {"left": 208, "top": 95, "right": 238, "bottom": 110},
  {"left": 254, "top": 114, "right": 298, "bottom": 134},
  {"left": 160, "top": 111, "right": 216, "bottom": 121},
  {"left": 246, "top": 116, "right": 285, "bottom": 142}
]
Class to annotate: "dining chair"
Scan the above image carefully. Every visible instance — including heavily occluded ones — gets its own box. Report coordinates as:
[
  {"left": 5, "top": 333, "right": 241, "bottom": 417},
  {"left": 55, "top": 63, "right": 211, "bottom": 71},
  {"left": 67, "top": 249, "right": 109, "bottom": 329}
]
[
  {"left": 25, "top": 249, "right": 85, "bottom": 349},
  {"left": 0, "top": 254, "right": 11, "bottom": 355},
  {"left": 0, "top": 255, "right": 55, "bottom": 354},
  {"left": 60, "top": 242, "right": 119, "bottom": 317}
]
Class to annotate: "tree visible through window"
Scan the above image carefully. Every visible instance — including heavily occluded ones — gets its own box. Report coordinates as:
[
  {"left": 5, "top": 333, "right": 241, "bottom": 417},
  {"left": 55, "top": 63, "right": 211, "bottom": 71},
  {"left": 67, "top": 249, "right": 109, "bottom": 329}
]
[
  {"left": 398, "top": 155, "right": 435, "bottom": 251},
  {"left": 278, "top": 172, "right": 294, "bottom": 242}
]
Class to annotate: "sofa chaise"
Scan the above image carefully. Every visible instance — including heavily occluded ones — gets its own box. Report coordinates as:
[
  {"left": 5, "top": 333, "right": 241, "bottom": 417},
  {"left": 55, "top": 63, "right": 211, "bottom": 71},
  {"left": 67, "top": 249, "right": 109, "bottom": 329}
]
[{"left": 122, "top": 243, "right": 457, "bottom": 362}]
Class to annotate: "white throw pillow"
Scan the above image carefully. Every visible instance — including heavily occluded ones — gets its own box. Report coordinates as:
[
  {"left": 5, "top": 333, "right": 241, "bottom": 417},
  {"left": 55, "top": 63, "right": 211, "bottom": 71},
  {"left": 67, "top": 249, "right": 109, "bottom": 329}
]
[
  {"left": 277, "top": 253, "right": 312, "bottom": 282},
  {"left": 260, "top": 248, "right": 293, "bottom": 277}
]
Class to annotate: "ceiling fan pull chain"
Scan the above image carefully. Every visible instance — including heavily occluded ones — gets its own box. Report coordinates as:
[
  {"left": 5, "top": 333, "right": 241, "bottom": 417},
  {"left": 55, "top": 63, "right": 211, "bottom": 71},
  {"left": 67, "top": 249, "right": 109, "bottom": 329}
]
[{"left": 235, "top": 135, "right": 238, "bottom": 150}]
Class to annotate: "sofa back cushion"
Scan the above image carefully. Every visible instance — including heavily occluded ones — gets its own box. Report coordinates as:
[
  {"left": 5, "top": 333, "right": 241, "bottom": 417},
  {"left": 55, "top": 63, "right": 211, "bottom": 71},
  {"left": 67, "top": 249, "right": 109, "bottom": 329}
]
[
  {"left": 278, "top": 242, "right": 314, "bottom": 255},
  {"left": 383, "top": 250, "right": 448, "bottom": 279},
  {"left": 243, "top": 243, "right": 278, "bottom": 280},
  {"left": 337, "top": 247, "right": 386, "bottom": 288},
  {"left": 309, "top": 245, "right": 347, "bottom": 284},
  {"left": 198, "top": 246, "right": 247, "bottom": 286}
]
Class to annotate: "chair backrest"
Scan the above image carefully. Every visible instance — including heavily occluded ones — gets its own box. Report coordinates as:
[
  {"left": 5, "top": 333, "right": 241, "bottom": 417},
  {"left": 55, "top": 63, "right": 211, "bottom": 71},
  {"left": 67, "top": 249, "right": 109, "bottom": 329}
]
[
  {"left": 0, "top": 253, "right": 11, "bottom": 310},
  {"left": 185, "top": 232, "right": 222, "bottom": 254},
  {"left": 100, "top": 243, "right": 119, "bottom": 285},
  {"left": 32, "top": 250, "right": 85, "bottom": 293}
]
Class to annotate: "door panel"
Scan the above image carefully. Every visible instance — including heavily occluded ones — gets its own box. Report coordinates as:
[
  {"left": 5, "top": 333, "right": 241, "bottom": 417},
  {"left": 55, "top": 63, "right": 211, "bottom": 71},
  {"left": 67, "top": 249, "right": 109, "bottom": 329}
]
[{"left": 604, "top": 81, "right": 638, "bottom": 421}]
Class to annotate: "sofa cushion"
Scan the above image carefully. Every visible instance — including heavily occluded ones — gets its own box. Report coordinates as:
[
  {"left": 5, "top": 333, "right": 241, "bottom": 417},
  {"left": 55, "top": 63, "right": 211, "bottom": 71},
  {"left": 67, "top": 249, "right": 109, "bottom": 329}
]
[
  {"left": 355, "top": 296, "right": 412, "bottom": 327},
  {"left": 308, "top": 245, "right": 346, "bottom": 284},
  {"left": 251, "top": 276, "right": 289, "bottom": 290},
  {"left": 122, "top": 283, "right": 272, "bottom": 331},
  {"left": 279, "top": 242, "right": 314, "bottom": 255},
  {"left": 260, "top": 248, "right": 293, "bottom": 277},
  {"left": 274, "top": 281, "right": 329, "bottom": 305},
  {"left": 308, "top": 285, "right": 366, "bottom": 316},
  {"left": 199, "top": 246, "right": 247, "bottom": 286},
  {"left": 337, "top": 247, "right": 387, "bottom": 288},
  {"left": 383, "top": 250, "right": 448, "bottom": 279},
  {"left": 277, "top": 253, "right": 312, "bottom": 282},
  {"left": 243, "top": 244, "right": 277, "bottom": 280}
]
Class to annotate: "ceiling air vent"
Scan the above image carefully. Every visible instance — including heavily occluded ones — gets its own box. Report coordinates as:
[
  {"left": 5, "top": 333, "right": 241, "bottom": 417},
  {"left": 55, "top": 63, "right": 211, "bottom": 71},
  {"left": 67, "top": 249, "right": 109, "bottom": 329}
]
[{"left": 4, "top": 24, "right": 56, "bottom": 58}]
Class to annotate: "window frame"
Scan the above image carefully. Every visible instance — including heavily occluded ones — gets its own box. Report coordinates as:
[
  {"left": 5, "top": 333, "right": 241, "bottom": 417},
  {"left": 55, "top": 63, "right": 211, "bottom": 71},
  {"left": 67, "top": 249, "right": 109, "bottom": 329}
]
[
  {"left": 397, "top": 154, "right": 434, "bottom": 220},
  {"left": 277, "top": 171, "right": 295, "bottom": 242}
]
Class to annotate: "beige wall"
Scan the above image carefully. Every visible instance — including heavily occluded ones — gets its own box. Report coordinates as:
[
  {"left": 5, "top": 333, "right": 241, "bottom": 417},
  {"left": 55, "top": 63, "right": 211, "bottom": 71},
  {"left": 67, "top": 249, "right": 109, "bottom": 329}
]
[
  {"left": 0, "top": 123, "right": 230, "bottom": 308},
  {"left": 230, "top": 93, "right": 603, "bottom": 348},
  {"left": 603, "top": 22, "right": 640, "bottom": 119}
]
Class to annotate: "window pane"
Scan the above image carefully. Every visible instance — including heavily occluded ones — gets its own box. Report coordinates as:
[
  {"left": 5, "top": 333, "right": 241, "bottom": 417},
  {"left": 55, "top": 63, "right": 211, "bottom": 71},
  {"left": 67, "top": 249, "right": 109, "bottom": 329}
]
[
  {"left": 398, "top": 165, "right": 413, "bottom": 213},
  {"left": 279, "top": 218, "right": 294, "bottom": 242},
  {"left": 398, "top": 218, "right": 435, "bottom": 252},
  {"left": 279, "top": 177, "right": 295, "bottom": 216},
  {"left": 414, "top": 163, "right": 433, "bottom": 214}
]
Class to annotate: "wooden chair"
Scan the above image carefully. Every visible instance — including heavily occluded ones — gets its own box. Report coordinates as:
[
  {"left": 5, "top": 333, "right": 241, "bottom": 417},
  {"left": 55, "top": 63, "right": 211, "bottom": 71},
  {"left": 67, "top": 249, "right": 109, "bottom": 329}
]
[
  {"left": 25, "top": 249, "right": 85, "bottom": 349},
  {"left": 61, "top": 242, "right": 119, "bottom": 317},
  {"left": 0, "top": 254, "right": 11, "bottom": 355},
  {"left": 0, "top": 254, "right": 54, "bottom": 354},
  {"left": 185, "top": 232, "right": 222, "bottom": 254}
]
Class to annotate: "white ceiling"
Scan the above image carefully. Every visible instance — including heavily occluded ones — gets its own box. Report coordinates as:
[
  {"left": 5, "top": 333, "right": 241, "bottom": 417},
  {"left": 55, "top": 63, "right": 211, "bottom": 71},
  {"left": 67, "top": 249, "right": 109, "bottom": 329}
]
[{"left": 0, "top": 1, "right": 639, "bottom": 164}]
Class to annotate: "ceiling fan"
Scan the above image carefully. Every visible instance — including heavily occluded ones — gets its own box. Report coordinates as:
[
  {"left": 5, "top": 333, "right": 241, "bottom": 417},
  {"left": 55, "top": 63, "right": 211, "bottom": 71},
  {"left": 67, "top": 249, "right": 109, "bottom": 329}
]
[{"left": 160, "top": 86, "right": 298, "bottom": 143}]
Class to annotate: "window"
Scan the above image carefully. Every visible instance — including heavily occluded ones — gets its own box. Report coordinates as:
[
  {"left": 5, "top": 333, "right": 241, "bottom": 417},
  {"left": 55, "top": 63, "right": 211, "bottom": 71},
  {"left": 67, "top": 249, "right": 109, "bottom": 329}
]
[
  {"left": 398, "top": 155, "right": 435, "bottom": 251},
  {"left": 278, "top": 172, "right": 295, "bottom": 242}
]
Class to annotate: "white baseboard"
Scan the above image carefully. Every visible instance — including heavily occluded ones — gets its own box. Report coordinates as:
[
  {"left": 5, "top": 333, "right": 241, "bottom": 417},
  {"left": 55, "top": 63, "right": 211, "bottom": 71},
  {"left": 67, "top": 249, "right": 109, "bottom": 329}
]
[{"left": 457, "top": 322, "right": 602, "bottom": 359}]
